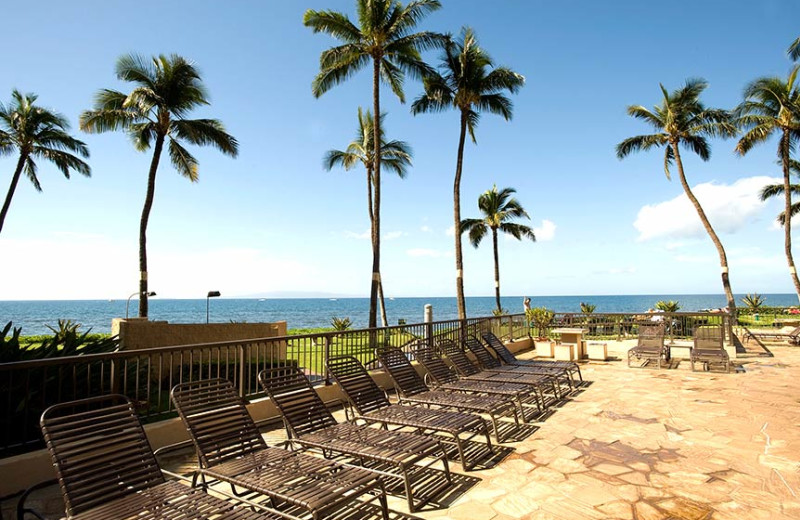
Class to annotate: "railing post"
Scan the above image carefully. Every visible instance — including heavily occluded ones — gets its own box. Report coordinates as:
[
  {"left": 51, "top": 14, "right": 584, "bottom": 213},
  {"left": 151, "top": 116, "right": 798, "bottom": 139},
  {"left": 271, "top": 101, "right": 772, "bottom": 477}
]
[
  {"left": 324, "top": 335, "right": 332, "bottom": 385},
  {"left": 238, "top": 344, "right": 245, "bottom": 398}
]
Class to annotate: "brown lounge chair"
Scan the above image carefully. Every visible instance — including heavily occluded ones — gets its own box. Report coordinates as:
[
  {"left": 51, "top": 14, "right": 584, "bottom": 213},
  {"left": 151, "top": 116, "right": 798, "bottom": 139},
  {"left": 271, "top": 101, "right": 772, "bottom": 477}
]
[
  {"left": 464, "top": 337, "right": 572, "bottom": 395},
  {"left": 691, "top": 325, "right": 730, "bottom": 373},
  {"left": 415, "top": 340, "right": 542, "bottom": 418},
  {"left": 481, "top": 331, "right": 582, "bottom": 383},
  {"left": 439, "top": 339, "right": 558, "bottom": 402},
  {"left": 40, "top": 394, "right": 281, "bottom": 520},
  {"left": 743, "top": 326, "right": 800, "bottom": 345},
  {"left": 375, "top": 347, "right": 519, "bottom": 442},
  {"left": 257, "top": 367, "right": 452, "bottom": 512},
  {"left": 170, "top": 379, "right": 388, "bottom": 520},
  {"left": 627, "top": 323, "right": 668, "bottom": 369}
]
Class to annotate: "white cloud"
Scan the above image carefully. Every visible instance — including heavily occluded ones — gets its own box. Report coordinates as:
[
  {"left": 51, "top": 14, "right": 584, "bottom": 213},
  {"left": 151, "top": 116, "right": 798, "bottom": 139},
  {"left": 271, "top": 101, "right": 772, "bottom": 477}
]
[
  {"left": 344, "top": 229, "right": 370, "bottom": 240},
  {"left": 384, "top": 231, "right": 406, "bottom": 241},
  {"left": 406, "top": 248, "right": 451, "bottom": 258},
  {"left": 420, "top": 225, "right": 432, "bottom": 233},
  {"left": 665, "top": 241, "right": 687, "bottom": 251},
  {"left": 445, "top": 225, "right": 455, "bottom": 237},
  {"left": 533, "top": 219, "right": 556, "bottom": 241},
  {"left": 634, "top": 176, "right": 777, "bottom": 241}
]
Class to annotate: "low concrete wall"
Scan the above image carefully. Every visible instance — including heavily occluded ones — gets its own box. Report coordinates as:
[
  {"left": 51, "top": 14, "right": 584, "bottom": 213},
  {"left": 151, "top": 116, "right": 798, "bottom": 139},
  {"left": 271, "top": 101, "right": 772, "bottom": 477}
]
[{"left": 112, "top": 319, "right": 288, "bottom": 351}]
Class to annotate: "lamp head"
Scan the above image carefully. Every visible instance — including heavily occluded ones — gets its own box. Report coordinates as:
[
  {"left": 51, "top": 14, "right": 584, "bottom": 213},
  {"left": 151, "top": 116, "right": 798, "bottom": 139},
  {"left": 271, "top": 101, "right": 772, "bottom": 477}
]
[{"left": 207, "top": 291, "right": 221, "bottom": 298}]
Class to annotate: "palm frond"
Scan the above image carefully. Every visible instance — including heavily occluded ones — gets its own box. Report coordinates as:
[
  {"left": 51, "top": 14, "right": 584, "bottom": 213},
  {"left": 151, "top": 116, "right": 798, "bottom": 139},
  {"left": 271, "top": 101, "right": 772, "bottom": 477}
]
[
  {"left": 303, "top": 9, "right": 363, "bottom": 43},
  {"left": 23, "top": 157, "right": 41, "bottom": 192},
  {"left": 31, "top": 147, "right": 91, "bottom": 178},
  {"left": 499, "top": 222, "right": 536, "bottom": 241},
  {"left": 312, "top": 54, "right": 371, "bottom": 98},
  {"left": 380, "top": 58, "right": 406, "bottom": 102},
  {"left": 615, "top": 134, "right": 666, "bottom": 159},
  {"left": 167, "top": 139, "right": 199, "bottom": 181},
  {"left": 460, "top": 218, "right": 488, "bottom": 247},
  {"left": 323, "top": 149, "right": 360, "bottom": 171},
  {"left": 171, "top": 119, "right": 238, "bottom": 157}
]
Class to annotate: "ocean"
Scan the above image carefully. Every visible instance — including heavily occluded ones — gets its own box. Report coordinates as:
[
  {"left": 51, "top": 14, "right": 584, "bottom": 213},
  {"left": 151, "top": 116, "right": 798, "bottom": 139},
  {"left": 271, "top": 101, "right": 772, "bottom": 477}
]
[{"left": 1, "top": 294, "right": 797, "bottom": 336}]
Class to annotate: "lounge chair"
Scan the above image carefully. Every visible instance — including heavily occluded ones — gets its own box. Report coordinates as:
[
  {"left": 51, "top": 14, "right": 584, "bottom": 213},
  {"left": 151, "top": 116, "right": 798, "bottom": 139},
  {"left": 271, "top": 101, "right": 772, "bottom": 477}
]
[
  {"left": 481, "top": 331, "right": 582, "bottom": 383},
  {"left": 743, "top": 326, "right": 800, "bottom": 345},
  {"left": 40, "top": 394, "right": 283, "bottom": 520},
  {"left": 324, "top": 355, "right": 493, "bottom": 471},
  {"left": 257, "top": 367, "right": 452, "bottom": 512},
  {"left": 439, "top": 339, "right": 559, "bottom": 401},
  {"left": 374, "top": 347, "right": 519, "bottom": 442},
  {"left": 416, "top": 340, "right": 542, "bottom": 417},
  {"left": 464, "top": 336, "right": 573, "bottom": 394},
  {"left": 691, "top": 325, "right": 730, "bottom": 373},
  {"left": 170, "top": 379, "right": 389, "bottom": 520},
  {"left": 627, "top": 323, "right": 668, "bottom": 369}
]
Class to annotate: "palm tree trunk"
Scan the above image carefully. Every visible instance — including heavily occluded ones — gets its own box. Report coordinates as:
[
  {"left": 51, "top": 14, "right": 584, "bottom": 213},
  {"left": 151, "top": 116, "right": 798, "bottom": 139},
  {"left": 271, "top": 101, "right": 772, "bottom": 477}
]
[
  {"left": 672, "top": 142, "right": 736, "bottom": 313},
  {"left": 367, "top": 167, "right": 388, "bottom": 327},
  {"left": 453, "top": 110, "right": 469, "bottom": 320},
  {"left": 0, "top": 154, "right": 27, "bottom": 235},
  {"left": 369, "top": 58, "right": 381, "bottom": 330},
  {"left": 139, "top": 134, "right": 165, "bottom": 318},
  {"left": 491, "top": 227, "right": 501, "bottom": 312},
  {"left": 780, "top": 130, "right": 800, "bottom": 303}
]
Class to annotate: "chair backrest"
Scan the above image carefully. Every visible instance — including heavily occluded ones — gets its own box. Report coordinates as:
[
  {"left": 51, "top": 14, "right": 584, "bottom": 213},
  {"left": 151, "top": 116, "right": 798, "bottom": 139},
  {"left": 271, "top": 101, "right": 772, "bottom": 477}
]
[
  {"left": 171, "top": 379, "right": 266, "bottom": 469},
  {"left": 258, "top": 367, "right": 339, "bottom": 438},
  {"left": 374, "top": 347, "right": 429, "bottom": 397},
  {"left": 326, "top": 356, "right": 392, "bottom": 415},
  {"left": 40, "top": 395, "right": 164, "bottom": 517},
  {"left": 636, "top": 323, "right": 665, "bottom": 351},
  {"left": 637, "top": 322, "right": 665, "bottom": 338},
  {"left": 694, "top": 325, "right": 723, "bottom": 349},
  {"left": 439, "top": 340, "right": 482, "bottom": 377},
  {"left": 415, "top": 341, "right": 459, "bottom": 386},
  {"left": 481, "top": 332, "right": 518, "bottom": 365},
  {"left": 464, "top": 336, "right": 502, "bottom": 369}
]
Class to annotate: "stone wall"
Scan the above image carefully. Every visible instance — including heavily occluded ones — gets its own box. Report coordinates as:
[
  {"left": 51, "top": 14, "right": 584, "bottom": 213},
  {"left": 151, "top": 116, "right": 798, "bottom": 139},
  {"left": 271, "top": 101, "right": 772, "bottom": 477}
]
[{"left": 111, "top": 319, "right": 288, "bottom": 351}]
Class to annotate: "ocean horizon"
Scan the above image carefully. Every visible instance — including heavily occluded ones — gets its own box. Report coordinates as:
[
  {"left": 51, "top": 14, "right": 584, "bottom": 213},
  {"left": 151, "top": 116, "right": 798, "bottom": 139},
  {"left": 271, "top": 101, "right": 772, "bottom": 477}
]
[{"left": 1, "top": 293, "right": 796, "bottom": 336}]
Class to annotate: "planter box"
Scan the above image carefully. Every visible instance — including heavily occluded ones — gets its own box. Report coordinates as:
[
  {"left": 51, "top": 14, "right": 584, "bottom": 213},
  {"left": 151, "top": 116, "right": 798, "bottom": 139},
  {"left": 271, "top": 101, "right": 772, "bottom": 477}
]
[
  {"left": 587, "top": 341, "right": 607, "bottom": 361},
  {"left": 554, "top": 343, "right": 576, "bottom": 361},
  {"left": 535, "top": 340, "right": 554, "bottom": 358}
]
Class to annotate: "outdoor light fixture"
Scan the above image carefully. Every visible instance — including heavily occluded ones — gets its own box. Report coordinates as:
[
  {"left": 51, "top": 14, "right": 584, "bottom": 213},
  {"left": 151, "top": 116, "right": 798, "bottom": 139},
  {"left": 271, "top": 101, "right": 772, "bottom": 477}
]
[
  {"left": 126, "top": 291, "right": 157, "bottom": 319},
  {"left": 207, "top": 291, "right": 221, "bottom": 323}
]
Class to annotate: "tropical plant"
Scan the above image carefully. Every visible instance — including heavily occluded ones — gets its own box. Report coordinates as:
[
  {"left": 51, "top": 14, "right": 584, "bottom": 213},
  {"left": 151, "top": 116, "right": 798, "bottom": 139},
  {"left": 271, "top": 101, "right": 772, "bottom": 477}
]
[
  {"left": 579, "top": 302, "right": 596, "bottom": 314},
  {"left": 330, "top": 316, "right": 353, "bottom": 331},
  {"left": 527, "top": 307, "right": 554, "bottom": 339},
  {"left": 305, "top": 0, "right": 443, "bottom": 329},
  {"left": 491, "top": 308, "right": 508, "bottom": 316},
  {"left": 741, "top": 293, "right": 766, "bottom": 310},
  {"left": 324, "top": 108, "right": 412, "bottom": 326},
  {"left": 412, "top": 27, "right": 524, "bottom": 320},
  {"left": 0, "top": 90, "right": 90, "bottom": 234},
  {"left": 735, "top": 67, "right": 800, "bottom": 302},
  {"left": 616, "top": 79, "right": 738, "bottom": 313},
  {"left": 0, "top": 320, "right": 119, "bottom": 363},
  {"left": 789, "top": 37, "right": 800, "bottom": 61},
  {"left": 80, "top": 54, "right": 238, "bottom": 317},
  {"left": 655, "top": 300, "right": 681, "bottom": 313},
  {"left": 460, "top": 185, "right": 535, "bottom": 313}
]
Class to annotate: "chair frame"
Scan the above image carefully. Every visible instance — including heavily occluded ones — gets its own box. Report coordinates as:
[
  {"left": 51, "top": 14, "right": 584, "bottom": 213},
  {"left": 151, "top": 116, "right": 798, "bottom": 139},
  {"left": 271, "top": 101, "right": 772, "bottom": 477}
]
[
  {"left": 691, "top": 325, "right": 731, "bottom": 373},
  {"left": 743, "top": 326, "right": 800, "bottom": 345},
  {"left": 627, "top": 322, "right": 668, "bottom": 369},
  {"left": 481, "top": 331, "right": 582, "bottom": 383}
]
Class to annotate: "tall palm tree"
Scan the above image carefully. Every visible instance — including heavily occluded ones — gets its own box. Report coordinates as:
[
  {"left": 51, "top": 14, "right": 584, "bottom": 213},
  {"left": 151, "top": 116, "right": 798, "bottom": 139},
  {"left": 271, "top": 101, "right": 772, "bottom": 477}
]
[
  {"left": 80, "top": 54, "right": 238, "bottom": 317},
  {"left": 616, "top": 79, "right": 738, "bottom": 313},
  {"left": 460, "top": 185, "right": 535, "bottom": 313},
  {"left": 0, "top": 90, "right": 90, "bottom": 234},
  {"left": 324, "top": 108, "right": 412, "bottom": 326},
  {"left": 760, "top": 158, "right": 800, "bottom": 225},
  {"left": 304, "top": 0, "right": 443, "bottom": 329},
  {"left": 735, "top": 67, "right": 800, "bottom": 302},
  {"left": 411, "top": 27, "right": 524, "bottom": 320}
]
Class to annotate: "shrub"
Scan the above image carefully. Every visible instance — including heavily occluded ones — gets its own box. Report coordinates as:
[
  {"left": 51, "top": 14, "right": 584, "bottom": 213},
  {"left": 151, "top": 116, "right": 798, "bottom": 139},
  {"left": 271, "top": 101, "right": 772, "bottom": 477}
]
[
  {"left": 330, "top": 316, "right": 352, "bottom": 331},
  {"left": 741, "top": 293, "right": 766, "bottom": 310},
  {"left": 527, "top": 307, "right": 554, "bottom": 338},
  {"left": 655, "top": 300, "right": 681, "bottom": 312}
]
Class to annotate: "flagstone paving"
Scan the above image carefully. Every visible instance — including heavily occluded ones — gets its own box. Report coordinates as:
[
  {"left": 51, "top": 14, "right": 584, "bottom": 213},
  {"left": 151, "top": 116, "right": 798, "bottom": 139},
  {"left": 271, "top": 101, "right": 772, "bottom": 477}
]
[{"left": 4, "top": 338, "right": 800, "bottom": 519}]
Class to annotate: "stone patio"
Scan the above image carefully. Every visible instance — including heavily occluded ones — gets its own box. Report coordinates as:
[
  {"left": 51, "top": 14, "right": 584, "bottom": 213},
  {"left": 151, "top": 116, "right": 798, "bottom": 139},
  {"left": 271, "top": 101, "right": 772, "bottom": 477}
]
[{"left": 4, "top": 338, "right": 800, "bottom": 519}]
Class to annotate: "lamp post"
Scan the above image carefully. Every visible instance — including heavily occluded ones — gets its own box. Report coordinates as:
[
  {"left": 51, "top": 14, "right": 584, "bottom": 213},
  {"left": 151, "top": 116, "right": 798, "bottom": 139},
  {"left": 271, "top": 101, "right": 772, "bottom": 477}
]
[
  {"left": 126, "top": 291, "right": 156, "bottom": 319},
  {"left": 207, "top": 291, "right": 221, "bottom": 323}
]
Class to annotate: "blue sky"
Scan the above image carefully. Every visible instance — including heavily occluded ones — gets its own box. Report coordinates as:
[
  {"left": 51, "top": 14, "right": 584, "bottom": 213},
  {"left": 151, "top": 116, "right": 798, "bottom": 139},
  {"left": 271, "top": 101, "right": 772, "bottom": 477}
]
[{"left": 1, "top": 0, "right": 799, "bottom": 300}]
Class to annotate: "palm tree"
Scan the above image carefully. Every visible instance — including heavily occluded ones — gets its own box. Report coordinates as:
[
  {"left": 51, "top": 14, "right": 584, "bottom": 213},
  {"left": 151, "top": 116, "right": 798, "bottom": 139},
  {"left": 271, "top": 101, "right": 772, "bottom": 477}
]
[
  {"left": 789, "top": 37, "right": 800, "bottom": 61},
  {"left": 324, "top": 108, "right": 412, "bottom": 326},
  {"left": 735, "top": 67, "right": 800, "bottom": 303},
  {"left": 460, "top": 185, "right": 535, "bottom": 313},
  {"left": 80, "top": 54, "right": 238, "bottom": 317},
  {"left": 760, "top": 158, "right": 800, "bottom": 225},
  {"left": 616, "top": 79, "right": 738, "bottom": 313},
  {"left": 412, "top": 27, "right": 524, "bottom": 320},
  {"left": 305, "top": 0, "right": 443, "bottom": 329},
  {"left": 0, "top": 90, "right": 90, "bottom": 234}
]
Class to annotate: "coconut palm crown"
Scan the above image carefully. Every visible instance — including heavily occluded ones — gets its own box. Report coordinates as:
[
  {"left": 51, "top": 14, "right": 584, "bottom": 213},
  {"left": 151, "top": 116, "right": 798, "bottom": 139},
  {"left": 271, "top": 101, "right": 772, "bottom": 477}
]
[
  {"left": 412, "top": 27, "right": 525, "bottom": 319},
  {"left": 616, "top": 78, "right": 738, "bottom": 313},
  {"left": 735, "top": 67, "right": 800, "bottom": 302},
  {"left": 80, "top": 54, "right": 238, "bottom": 317},
  {"left": 460, "top": 185, "right": 535, "bottom": 312},
  {"left": 761, "top": 159, "right": 800, "bottom": 225},
  {"left": 324, "top": 108, "right": 412, "bottom": 325},
  {"left": 304, "top": 0, "right": 444, "bottom": 329},
  {"left": 0, "top": 90, "right": 90, "bottom": 234}
]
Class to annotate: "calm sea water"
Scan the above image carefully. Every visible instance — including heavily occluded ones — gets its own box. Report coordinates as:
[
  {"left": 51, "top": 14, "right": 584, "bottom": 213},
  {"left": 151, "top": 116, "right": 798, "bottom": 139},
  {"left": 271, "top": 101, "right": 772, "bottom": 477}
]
[{"left": 0, "top": 294, "right": 797, "bottom": 336}]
